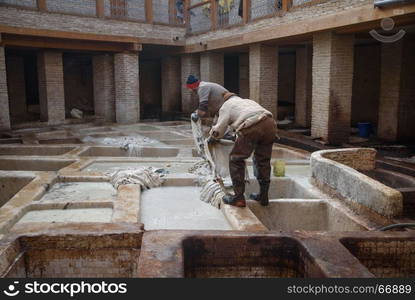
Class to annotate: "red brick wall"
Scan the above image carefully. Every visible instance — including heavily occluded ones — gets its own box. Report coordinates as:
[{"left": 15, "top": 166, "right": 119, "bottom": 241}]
[{"left": 312, "top": 32, "right": 354, "bottom": 145}]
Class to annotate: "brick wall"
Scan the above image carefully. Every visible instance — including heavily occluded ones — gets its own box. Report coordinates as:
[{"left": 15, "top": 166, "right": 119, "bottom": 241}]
[
  {"left": 239, "top": 53, "right": 249, "bottom": 99},
  {"left": 311, "top": 32, "right": 354, "bottom": 145},
  {"left": 0, "top": 6, "right": 185, "bottom": 41},
  {"left": 114, "top": 52, "right": 140, "bottom": 123},
  {"left": 378, "top": 41, "right": 402, "bottom": 141},
  {"left": 37, "top": 51, "right": 66, "bottom": 125},
  {"left": 200, "top": 52, "right": 224, "bottom": 86},
  {"left": 93, "top": 54, "right": 115, "bottom": 122},
  {"left": 6, "top": 56, "right": 27, "bottom": 118},
  {"left": 0, "top": 46, "right": 11, "bottom": 130},
  {"left": 295, "top": 45, "right": 312, "bottom": 127},
  {"left": 249, "top": 43, "right": 278, "bottom": 118},
  {"left": 161, "top": 56, "right": 181, "bottom": 113},
  {"left": 351, "top": 44, "right": 380, "bottom": 127},
  {"left": 181, "top": 53, "right": 200, "bottom": 113}
]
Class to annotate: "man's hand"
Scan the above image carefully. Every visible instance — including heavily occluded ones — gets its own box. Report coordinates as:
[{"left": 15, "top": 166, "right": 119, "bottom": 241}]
[
  {"left": 191, "top": 112, "right": 199, "bottom": 122},
  {"left": 207, "top": 136, "right": 219, "bottom": 145}
]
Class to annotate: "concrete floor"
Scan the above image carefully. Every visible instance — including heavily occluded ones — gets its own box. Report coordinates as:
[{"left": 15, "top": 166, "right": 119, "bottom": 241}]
[{"left": 0, "top": 121, "right": 413, "bottom": 278}]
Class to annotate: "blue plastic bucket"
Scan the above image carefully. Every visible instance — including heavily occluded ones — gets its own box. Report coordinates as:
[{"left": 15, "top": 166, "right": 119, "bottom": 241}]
[{"left": 357, "top": 122, "right": 372, "bottom": 138}]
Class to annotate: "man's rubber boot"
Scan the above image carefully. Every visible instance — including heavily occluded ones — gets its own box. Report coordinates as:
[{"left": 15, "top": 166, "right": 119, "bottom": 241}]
[
  {"left": 223, "top": 194, "right": 246, "bottom": 207},
  {"left": 249, "top": 182, "right": 270, "bottom": 206}
]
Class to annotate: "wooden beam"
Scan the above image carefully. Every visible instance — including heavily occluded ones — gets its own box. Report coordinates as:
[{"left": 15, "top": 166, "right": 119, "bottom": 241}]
[
  {"left": 243, "top": 0, "right": 250, "bottom": 24},
  {"left": 0, "top": 25, "right": 140, "bottom": 44},
  {"left": 183, "top": 3, "right": 415, "bottom": 53},
  {"left": 96, "top": 0, "right": 104, "bottom": 18},
  {"left": 145, "top": 0, "right": 153, "bottom": 24},
  {"left": 2, "top": 35, "right": 140, "bottom": 52},
  {"left": 37, "top": 0, "right": 46, "bottom": 12},
  {"left": 211, "top": 0, "right": 218, "bottom": 31}
]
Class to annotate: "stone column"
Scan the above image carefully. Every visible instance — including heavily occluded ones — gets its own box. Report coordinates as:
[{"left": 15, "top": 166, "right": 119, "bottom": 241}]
[
  {"left": 295, "top": 45, "right": 312, "bottom": 127},
  {"left": 93, "top": 54, "right": 115, "bottom": 122},
  {"left": 161, "top": 56, "right": 181, "bottom": 114},
  {"left": 200, "top": 52, "right": 224, "bottom": 85},
  {"left": 311, "top": 32, "right": 354, "bottom": 145},
  {"left": 0, "top": 46, "right": 11, "bottom": 130},
  {"left": 181, "top": 53, "right": 200, "bottom": 113},
  {"left": 249, "top": 43, "right": 278, "bottom": 118},
  {"left": 37, "top": 51, "right": 65, "bottom": 125},
  {"left": 239, "top": 53, "right": 249, "bottom": 99},
  {"left": 114, "top": 52, "right": 140, "bottom": 123}
]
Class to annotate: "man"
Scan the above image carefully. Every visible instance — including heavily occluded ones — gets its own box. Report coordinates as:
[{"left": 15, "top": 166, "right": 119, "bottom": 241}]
[
  {"left": 209, "top": 92, "right": 277, "bottom": 208},
  {"left": 186, "top": 75, "right": 229, "bottom": 122}
]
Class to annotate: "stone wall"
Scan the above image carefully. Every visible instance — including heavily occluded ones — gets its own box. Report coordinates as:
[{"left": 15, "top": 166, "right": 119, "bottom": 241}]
[{"left": 0, "top": 6, "right": 185, "bottom": 41}]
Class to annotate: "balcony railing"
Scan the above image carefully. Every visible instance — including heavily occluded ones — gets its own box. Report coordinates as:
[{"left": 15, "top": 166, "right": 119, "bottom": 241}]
[
  {"left": 186, "top": 0, "right": 297, "bottom": 34},
  {"left": 0, "top": 0, "right": 184, "bottom": 26}
]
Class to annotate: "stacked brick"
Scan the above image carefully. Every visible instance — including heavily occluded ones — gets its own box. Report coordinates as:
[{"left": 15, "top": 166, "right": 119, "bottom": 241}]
[
  {"left": 37, "top": 51, "right": 66, "bottom": 125},
  {"left": 311, "top": 32, "right": 354, "bottom": 145},
  {"left": 0, "top": 46, "right": 11, "bottom": 130},
  {"left": 249, "top": 43, "right": 278, "bottom": 118},
  {"left": 93, "top": 54, "right": 116, "bottom": 122},
  {"left": 114, "top": 52, "right": 140, "bottom": 123}
]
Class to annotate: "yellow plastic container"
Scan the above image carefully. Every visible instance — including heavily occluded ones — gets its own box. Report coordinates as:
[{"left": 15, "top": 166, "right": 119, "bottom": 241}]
[{"left": 273, "top": 160, "right": 285, "bottom": 177}]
